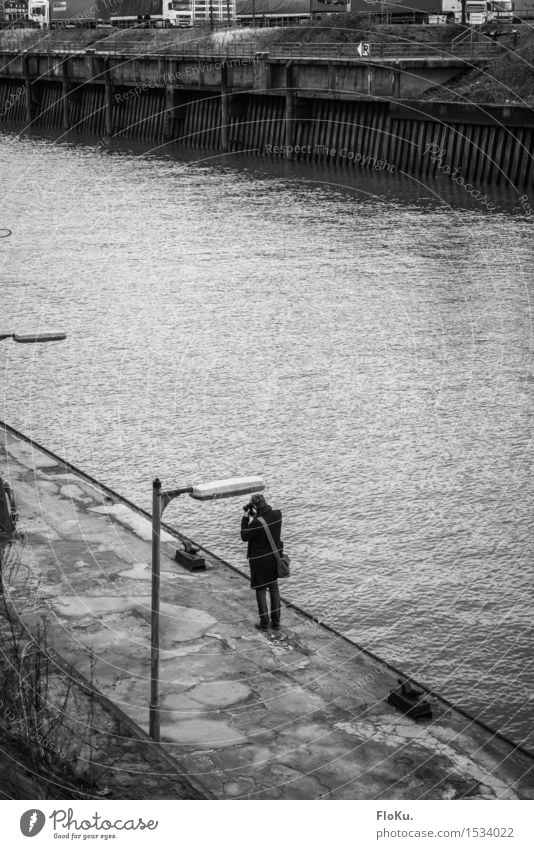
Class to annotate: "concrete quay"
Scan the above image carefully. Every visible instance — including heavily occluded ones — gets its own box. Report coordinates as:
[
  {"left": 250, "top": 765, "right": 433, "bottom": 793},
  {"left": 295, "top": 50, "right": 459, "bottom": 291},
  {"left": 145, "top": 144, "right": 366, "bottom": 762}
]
[
  {"left": 1, "top": 424, "right": 533, "bottom": 800},
  {"left": 2, "top": 39, "right": 533, "bottom": 189},
  {"left": 0, "top": 42, "right": 471, "bottom": 100}
]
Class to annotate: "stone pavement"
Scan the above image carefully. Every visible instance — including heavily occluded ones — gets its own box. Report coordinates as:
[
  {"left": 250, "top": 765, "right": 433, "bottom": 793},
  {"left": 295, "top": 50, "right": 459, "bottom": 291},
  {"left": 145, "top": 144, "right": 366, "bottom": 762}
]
[{"left": 1, "top": 425, "right": 533, "bottom": 800}]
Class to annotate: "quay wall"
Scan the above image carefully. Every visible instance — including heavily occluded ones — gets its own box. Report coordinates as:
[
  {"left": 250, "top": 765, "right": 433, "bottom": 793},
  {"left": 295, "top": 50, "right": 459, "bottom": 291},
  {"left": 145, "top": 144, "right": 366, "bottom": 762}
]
[
  {"left": 0, "top": 49, "right": 533, "bottom": 190},
  {"left": 2, "top": 419, "right": 534, "bottom": 800}
]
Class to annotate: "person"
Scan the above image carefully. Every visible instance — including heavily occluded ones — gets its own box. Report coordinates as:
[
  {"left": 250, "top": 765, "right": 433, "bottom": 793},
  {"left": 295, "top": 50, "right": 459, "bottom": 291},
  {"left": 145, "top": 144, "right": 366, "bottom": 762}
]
[
  {"left": 240, "top": 493, "right": 282, "bottom": 631},
  {"left": 0, "top": 479, "right": 18, "bottom": 540}
]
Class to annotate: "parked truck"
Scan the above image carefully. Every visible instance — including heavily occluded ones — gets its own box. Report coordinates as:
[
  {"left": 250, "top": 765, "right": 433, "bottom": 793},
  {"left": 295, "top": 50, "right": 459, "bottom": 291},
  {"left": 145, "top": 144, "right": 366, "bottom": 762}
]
[{"left": 441, "top": 0, "right": 513, "bottom": 22}]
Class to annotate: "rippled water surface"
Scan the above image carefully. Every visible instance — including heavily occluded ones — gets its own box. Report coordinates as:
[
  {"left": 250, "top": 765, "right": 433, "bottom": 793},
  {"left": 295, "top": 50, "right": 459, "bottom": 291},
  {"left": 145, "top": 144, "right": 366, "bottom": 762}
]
[{"left": 1, "top": 130, "right": 533, "bottom": 751}]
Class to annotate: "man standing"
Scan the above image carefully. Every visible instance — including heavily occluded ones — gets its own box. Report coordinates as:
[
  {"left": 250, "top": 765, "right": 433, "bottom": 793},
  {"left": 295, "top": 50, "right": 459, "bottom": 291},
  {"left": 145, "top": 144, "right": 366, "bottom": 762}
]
[{"left": 241, "top": 493, "right": 282, "bottom": 631}]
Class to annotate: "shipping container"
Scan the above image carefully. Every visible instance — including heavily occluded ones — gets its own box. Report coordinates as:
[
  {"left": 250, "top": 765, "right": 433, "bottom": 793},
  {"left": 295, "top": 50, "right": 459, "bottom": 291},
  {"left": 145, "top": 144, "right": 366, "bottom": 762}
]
[{"left": 236, "top": 0, "right": 513, "bottom": 23}]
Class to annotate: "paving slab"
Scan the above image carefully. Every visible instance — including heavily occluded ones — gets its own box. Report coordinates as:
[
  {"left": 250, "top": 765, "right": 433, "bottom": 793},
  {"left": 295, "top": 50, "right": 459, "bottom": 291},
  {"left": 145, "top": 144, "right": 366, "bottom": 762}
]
[{"left": 1, "top": 424, "right": 533, "bottom": 800}]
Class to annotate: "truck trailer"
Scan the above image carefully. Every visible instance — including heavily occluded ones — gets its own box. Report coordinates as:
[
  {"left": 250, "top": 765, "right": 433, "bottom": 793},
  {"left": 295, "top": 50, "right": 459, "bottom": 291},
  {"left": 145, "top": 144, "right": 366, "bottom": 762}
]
[
  {"left": 236, "top": 0, "right": 513, "bottom": 23},
  {"left": 110, "top": 0, "right": 192, "bottom": 26},
  {"left": 235, "top": 0, "right": 347, "bottom": 25},
  {"left": 27, "top": 0, "right": 114, "bottom": 26}
]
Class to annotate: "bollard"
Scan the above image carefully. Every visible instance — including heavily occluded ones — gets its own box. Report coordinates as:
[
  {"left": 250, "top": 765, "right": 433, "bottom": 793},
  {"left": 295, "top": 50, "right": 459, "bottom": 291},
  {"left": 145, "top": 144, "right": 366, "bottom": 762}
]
[
  {"left": 175, "top": 539, "right": 206, "bottom": 572},
  {"left": 387, "top": 678, "right": 432, "bottom": 720}
]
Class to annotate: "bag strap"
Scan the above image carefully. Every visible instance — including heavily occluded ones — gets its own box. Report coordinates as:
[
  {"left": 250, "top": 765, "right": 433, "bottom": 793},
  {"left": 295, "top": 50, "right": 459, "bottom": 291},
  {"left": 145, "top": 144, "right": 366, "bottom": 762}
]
[{"left": 256, "top": 515, "right": 283, "bottom": 566}]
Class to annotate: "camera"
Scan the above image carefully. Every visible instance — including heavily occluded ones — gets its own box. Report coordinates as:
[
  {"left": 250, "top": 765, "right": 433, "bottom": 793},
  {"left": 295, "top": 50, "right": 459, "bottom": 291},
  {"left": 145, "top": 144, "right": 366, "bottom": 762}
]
[{"left": 243, "top": 502, "right": 255, "bottom": 515}]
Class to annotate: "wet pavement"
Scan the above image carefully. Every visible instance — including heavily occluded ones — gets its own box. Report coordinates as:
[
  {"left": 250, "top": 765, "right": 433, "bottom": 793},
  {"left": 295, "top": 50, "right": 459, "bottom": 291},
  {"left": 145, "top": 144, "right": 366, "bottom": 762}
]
[{"left": 2, "top": 425, "right": 533, "bottom": 800}]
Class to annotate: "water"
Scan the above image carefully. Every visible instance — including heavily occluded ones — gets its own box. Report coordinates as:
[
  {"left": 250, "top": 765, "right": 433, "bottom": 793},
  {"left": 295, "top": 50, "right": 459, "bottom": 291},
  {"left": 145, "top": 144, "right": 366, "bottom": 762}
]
[{"left": 1, "top": 128, "right": 533, "bottom": 752}]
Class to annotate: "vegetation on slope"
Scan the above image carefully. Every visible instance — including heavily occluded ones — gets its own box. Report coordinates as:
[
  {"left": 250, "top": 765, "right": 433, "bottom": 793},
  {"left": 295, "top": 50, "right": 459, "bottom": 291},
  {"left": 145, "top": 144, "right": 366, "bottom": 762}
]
[{"left": 445, "top": 26, "right": 534, "bottom": 104}]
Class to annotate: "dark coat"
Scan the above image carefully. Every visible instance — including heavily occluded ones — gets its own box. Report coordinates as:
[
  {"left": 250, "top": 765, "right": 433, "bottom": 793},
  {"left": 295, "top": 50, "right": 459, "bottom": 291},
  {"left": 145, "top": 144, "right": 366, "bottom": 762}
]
[{"left": 241, "top": 507, "right": 282, "bottom": 589}]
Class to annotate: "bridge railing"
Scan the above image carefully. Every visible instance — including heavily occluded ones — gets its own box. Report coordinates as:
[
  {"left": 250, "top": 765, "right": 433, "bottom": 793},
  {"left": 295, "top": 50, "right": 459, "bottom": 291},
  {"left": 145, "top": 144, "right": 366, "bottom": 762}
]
[
  {"left": 0, "top": 37, "right": 507, "bottom": 61},
  {"left": 263, "top": 40, "right": 506, "bottom": 60}
]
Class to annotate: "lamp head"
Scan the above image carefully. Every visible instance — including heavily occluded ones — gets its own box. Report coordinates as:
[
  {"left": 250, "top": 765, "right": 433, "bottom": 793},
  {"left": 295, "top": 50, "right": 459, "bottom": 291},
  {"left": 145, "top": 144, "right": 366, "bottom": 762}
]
[
  {"left": 190, "top": 476, "right": 264, "bottom": 501},
  {"left": 13, "top": 333, "right": 67, "bottom": 343}
]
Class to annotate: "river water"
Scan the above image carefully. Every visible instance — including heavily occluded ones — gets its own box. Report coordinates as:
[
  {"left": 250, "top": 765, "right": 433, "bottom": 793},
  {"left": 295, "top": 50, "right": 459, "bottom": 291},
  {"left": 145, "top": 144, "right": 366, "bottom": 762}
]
[{"left": 1, "top": 128, "right": 533, "bottom": 752}]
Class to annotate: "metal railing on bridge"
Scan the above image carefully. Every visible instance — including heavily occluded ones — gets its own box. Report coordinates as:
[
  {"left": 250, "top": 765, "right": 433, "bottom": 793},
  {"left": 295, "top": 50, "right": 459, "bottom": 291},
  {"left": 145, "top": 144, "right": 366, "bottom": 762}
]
[
  {"left": 258, "top": 39, "right": 506, "bottom": 60},
  {"left": 0, "top": 37, "right": 507, "bottom": 62}
]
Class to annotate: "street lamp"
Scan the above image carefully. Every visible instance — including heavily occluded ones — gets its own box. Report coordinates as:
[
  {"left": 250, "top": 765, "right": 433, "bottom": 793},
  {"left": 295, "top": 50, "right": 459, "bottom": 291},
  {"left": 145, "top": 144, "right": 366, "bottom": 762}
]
[
  {"left": 0, "top": 330, "right": 67, "bottom": 538},
  {"left": 149, "top": 474, "right": 264, "bottom": 741}
]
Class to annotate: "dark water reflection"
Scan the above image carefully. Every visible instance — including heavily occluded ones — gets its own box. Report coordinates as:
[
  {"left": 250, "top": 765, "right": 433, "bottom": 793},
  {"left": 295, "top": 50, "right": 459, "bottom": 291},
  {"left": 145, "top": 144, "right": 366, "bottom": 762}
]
[{"left": 1, "top": 128, "right": 533, "bottom": 751}]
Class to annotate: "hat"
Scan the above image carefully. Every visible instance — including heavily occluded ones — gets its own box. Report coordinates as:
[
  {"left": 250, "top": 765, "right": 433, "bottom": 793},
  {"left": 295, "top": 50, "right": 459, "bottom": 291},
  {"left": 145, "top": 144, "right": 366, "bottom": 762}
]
[{"left": 251, "top": 493, "right": 268, "bottom": 510}]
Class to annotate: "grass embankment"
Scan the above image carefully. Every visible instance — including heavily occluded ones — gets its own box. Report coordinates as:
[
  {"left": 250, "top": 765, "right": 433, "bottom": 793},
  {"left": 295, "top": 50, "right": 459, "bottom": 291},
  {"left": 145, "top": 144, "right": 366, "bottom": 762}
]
[
  {"left": 441, "top": 25, "right": 534, "bottom": 104},
  {"left": 253, "top": 14, "right": 464, "bottom": 45},
  {"left": 0, "top": 15, "right": 464, "bottom": 50},
  {"left": 0, "top": 27, "right": 98, "bottom": 49}
]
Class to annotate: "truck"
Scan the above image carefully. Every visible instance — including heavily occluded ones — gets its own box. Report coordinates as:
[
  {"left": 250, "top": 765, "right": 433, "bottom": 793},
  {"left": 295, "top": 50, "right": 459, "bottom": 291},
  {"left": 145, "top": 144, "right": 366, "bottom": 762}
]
[
  {"left": 109, "top": 0, "right": 192, "bottom": 26},
  {"left": 441, "top": 0, "right": 513, "bottom": 22},
  {"left": 27, "top": 0, "right": 114, "bottom": 26}
]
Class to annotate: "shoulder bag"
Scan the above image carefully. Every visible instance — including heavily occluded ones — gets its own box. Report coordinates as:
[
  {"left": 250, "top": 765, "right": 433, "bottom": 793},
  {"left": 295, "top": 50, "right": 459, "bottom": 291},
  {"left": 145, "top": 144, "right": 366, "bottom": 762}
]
[{"left": 257, "top": 515, "right": 291, "bottom": 579}]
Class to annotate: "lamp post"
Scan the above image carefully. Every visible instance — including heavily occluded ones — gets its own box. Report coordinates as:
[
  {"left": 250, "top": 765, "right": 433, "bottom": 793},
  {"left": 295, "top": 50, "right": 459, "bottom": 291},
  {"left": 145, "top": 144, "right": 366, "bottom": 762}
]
[
  {"left": 0, "top": 330, "right": 67, "bottom": 539},
  {"left": 149, "top": 474, "right": 264, "bottom": 741}
]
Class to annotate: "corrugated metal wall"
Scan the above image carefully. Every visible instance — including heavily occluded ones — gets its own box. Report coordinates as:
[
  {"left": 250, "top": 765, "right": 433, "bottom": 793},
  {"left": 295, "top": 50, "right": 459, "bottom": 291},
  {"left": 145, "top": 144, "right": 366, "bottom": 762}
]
[{"left": 1, "top": 78, "right": 532, "bottom": 188}]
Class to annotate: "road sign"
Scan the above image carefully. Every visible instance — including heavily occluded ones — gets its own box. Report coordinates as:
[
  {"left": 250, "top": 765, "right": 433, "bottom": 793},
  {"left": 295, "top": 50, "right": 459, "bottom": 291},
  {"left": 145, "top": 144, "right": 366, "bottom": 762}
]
[{"left": 357, "top": 42, "right": 371, "bottom": 58}]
